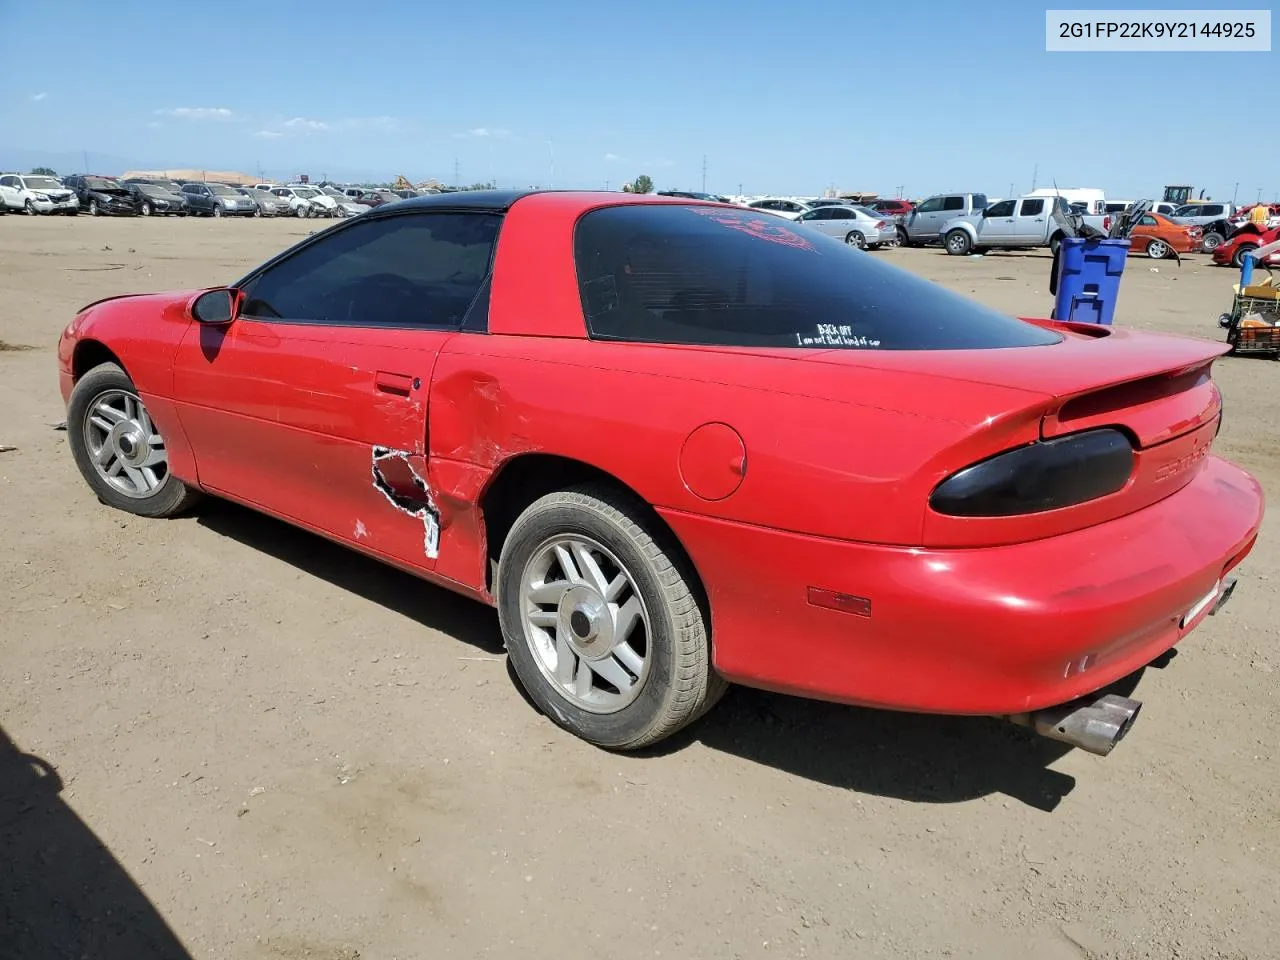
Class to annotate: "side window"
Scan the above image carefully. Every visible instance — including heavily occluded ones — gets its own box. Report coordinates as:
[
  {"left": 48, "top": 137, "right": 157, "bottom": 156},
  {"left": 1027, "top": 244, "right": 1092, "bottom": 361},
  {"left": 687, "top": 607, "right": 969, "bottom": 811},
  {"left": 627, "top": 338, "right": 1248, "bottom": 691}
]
[
  {"left": 241, "top": 212, "right": 501, "bottom": 329},
  {"left": 181, "top": 184, "right": 196, "bottom": 194},
  {"left": 1204, "top": 205, "right": 1223, "bottom": 217},
  {"left": 830, "top": 208, "right": 854, "bottom": 219},
  {"left": 0, "top": 176, "right": 16, "bottom": 188},
  {"left": 985, "top": 200, "right": 1016, "bottom": 217},
  {"left": 1019, "top": 198, "right": 1045, "bottom": 216},
  {"left": 942, "top": 195, "right": 964, "bottom": 211},
  {"left": 971, "top": 194, "right": 988, "bottom": 210},
  {"left": 914, "top": 197, "right": 942, "bottom": 214},
  {"left": 1140, "top": 215, "right": 1157, "bottom": 227}
]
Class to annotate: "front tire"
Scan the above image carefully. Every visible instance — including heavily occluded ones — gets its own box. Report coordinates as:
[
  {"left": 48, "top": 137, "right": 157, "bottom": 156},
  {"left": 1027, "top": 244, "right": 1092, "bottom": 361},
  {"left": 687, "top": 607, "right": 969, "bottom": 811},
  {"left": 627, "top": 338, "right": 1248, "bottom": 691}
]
[
  {"left": 1233, "top": 244, "right": 1258, "bottom": 268},
  {"left": 945, "top": 229, "right": 972, "bottom": 256},
  {"left": 140, "top": 202, "right": 153, "bottom": 216},
  {"left": 497, "top": 486, "right": 727, "bottom": 750},
  {"left": 66, "top": 362, "right": 201, "bottom": 518},
  {"left": 89, "top": 200, "right": 99, "bottom": 216},
  {"left": 212, "top": 205, "right": 223, "bottom": 218},
  {"left": 24, "top": 199, "right": 38, "bottom": 216}
]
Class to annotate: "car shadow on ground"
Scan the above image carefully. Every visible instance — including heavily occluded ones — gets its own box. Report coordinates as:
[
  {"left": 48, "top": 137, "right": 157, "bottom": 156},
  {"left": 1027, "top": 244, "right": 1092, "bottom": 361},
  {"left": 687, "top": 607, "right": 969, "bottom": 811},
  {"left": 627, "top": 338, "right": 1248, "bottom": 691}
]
[
  {"left": 646, "top": 667, "right": 1147, "bottom": 813},
  {"left": 0, "top": 725, "right": 193, "bottom": 959},
  {"left": 194, "top": 498, "right": 504, "bottom": 655},
  {"left": 192, "top": 498, "right": 1147, "bottom": 813}
]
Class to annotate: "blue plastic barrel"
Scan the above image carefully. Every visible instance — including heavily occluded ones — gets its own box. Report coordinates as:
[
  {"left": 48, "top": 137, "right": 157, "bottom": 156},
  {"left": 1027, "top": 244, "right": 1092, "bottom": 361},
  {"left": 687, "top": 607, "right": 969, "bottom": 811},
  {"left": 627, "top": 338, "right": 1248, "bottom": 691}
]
[
  {"left": 1052, "top": 237, "right": 1131, "bottom": 325},
  {"left": 1240, "top": 251, "right": 1256, "bottom": 288}
]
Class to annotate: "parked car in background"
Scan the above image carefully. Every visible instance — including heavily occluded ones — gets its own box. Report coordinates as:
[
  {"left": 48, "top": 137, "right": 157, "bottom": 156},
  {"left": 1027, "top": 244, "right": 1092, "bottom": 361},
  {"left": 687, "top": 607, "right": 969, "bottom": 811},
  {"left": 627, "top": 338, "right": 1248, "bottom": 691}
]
[
  {"left": 656, "top": 190, "right": 732, "bottom": 202},
  {"left": 123, "top": 182, "right": 188, "bottom": 217},
  {"left": 233, "top": 187, "right": 288, "bottom": 217},
  {"left": 287, "top": 183, "right": 339, "bottom": 217},
  {"left": 1128, "top": 213, "right": 1202, "bottom": 259},
  {"left": 180, "top": 182, "right": 258, "bottom": 218},
  {"left": 899, "top": 192, "right": 989, "bottom": 246},
  {"left": 1027, "top": 188, "right": 1107, "bottom": 218},
  {"left": 314, "top": 185, "right": 362, "bottom": 216},
  {"left": 0, "top": 173, "right": 80, "bottom": 215},
  {"left": 745, "top": 197, "right": 813, "bottom": 220},
  {"left": 63, "top": 175, "right": 139, "bottom": 216},
  {"left": 795, "top": 203, "right": 897, "bottom": 249},
  {"left": 940, "top": 195, "right": 1111, "bottom": 256},
  {"left": 1213, "top": 223, "right": 1280, "bottom": 268},
  {"left": 353, "top": 188, "right": 401, "bottom": 209},
  {"left": 1166, "top": 202, "right": 1236, "bottom": 252},
  {"left": 269, "top": 186, "right": 327, "bottom": 218},
  {"left": 867, "top": 198, "right": 914, "bottom": 217},
  {"left": 54, "top": 190, "right": 1262, "bottom": 758}
]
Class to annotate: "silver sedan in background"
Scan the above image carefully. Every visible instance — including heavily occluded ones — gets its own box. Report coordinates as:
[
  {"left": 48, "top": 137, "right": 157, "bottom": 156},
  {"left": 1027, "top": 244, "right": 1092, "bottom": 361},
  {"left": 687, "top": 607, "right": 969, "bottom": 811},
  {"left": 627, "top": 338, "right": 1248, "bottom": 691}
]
[{"left": 793, "top": 203, "right": 898, "bottom": 249}]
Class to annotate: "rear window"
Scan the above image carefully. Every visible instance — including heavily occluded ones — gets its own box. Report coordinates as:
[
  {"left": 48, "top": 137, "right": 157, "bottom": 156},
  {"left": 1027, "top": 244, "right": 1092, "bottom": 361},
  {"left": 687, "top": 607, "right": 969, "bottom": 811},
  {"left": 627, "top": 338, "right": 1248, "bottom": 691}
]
[{"left": 573, "top": 205, "right": 1062, "bottom": 351}]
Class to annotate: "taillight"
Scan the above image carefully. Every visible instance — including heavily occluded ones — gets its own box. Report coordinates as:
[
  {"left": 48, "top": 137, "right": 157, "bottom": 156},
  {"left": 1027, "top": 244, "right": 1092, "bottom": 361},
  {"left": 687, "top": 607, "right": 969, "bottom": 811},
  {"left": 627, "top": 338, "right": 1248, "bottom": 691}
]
[
  {"left": 878, "top": 220, "right": 893, "bottom": 229},
  {"left": 1103, "top": 215, "right": 1112, "bottom": 231},
  {"left": 929, "top": 428, "right": 1134, "bottom": 518}
]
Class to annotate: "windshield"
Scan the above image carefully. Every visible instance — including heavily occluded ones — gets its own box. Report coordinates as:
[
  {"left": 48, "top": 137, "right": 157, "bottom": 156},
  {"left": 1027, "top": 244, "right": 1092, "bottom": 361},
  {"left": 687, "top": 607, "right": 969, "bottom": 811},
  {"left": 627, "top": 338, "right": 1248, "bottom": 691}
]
[
  {"left": 853, "top": 206, "right": 884, "bottom": 219},
  {"left": 294, "top": 188, "right": 318, "bottom": 198},
  {"left": 24, "top": 176, "right": 62, "bottom": 190},
  {"left": 86, "top": 177, "right": 124, "bottom": 191},
  {"left": 136, "top": 184, "right": 167, "bottom": 197},
  {"left": 574, "top": 205, "right": 1062, "bottom": 351},
  {"left": 322, "top": 187, "right": 345, "bottom": 197},
  {"left": 206, "top": 184, "right": 237, "bottom": 196}
]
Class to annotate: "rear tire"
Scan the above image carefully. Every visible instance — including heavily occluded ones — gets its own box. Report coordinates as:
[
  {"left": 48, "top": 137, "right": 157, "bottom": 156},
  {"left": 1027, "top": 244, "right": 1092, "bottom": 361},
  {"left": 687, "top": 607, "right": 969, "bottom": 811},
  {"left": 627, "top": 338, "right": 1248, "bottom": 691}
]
[
  {"left": 497, "top": 485, "right": 728, "bottom": 750},
  {"left": 1146, "top": 239, "right": 1170, "bottom": 259},
  {"left": 66, "top": 362, "right": 201, "bottom": 518},
  {"left": 845, "top": 230, "right": 866, "bottom": 249}
]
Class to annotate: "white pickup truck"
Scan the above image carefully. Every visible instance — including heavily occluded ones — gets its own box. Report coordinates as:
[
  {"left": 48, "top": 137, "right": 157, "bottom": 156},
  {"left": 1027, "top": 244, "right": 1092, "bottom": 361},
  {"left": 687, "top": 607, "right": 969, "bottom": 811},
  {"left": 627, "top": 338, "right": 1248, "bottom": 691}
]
[{"left": 940, "top": 195, "right": 1112, "bottom": 256}]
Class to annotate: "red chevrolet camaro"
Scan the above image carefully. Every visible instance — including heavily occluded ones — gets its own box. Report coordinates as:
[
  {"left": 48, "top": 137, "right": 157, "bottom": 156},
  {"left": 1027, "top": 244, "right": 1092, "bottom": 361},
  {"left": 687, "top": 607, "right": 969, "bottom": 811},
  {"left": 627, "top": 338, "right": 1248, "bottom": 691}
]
[{"left": 57, "top": 191, "right": 1264, "bottom": 756}]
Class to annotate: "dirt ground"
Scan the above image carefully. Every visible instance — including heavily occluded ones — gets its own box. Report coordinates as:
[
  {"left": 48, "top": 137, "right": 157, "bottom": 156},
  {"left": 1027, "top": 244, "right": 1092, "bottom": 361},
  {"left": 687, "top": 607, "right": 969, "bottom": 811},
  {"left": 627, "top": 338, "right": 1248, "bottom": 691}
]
[{"left": 1, "top": 215, "right": 1277, "bottom": 960}]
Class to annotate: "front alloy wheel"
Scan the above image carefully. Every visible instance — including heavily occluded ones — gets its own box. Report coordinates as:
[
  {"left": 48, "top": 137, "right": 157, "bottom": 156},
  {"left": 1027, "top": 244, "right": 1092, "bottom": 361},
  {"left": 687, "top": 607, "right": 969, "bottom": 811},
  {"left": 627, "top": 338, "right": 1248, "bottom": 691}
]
[
  {"left": 498, "top": 486, "right": 727, "bottom": 749},
  {"left": 945, "top": 230, "right": 972, "bottom": 256},
  {"left": 89, "top": 200, "right": 99, "bottom": 216},
  {"left": 24, "top": 199, "right": 38, "bottom": 215},
  {"left": 66, "top": 363, "right": 200, "bottom": 517}
]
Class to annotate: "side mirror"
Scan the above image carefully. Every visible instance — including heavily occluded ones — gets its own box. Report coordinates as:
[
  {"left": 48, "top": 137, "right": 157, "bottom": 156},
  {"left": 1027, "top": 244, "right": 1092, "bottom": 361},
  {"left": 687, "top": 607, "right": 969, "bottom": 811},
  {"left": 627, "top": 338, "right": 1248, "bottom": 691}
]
[{"left": 192, "top": 288, "right": 238, "bottom": 325}]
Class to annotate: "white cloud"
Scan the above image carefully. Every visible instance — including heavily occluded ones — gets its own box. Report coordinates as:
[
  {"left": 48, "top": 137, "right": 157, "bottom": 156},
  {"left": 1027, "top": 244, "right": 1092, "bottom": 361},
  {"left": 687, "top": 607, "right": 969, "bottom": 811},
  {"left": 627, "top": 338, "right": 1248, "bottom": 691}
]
[
  {"left": 284, "top": 116, "right": 330, "bottom": 131},
  {"left": 253, "top": 130, "right": 284, "bottom": 139},
  {"left": 154, "top": 107, "right": 235, "bottom": 121},
  {"left": 604, "top": 152, "right": 620, "bottom": 162},
  {"left": 30, "top": 92, "right": 47, "bottom": 102},
  {"left": 147, "top": 121, "right": 161, "bottom": 129}
]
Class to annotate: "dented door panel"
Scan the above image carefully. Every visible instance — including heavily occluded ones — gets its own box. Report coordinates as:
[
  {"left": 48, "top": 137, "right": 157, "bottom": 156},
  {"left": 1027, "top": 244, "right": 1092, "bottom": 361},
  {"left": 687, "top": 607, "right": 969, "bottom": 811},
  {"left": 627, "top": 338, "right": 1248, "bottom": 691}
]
[{"left": 171, "top": 320, "right": 452, "bottom": 570}]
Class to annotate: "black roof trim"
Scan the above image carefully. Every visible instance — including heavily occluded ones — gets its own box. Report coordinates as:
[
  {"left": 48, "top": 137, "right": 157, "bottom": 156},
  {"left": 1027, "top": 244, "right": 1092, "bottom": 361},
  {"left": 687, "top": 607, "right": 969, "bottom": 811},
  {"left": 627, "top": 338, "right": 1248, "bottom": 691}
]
[{"left": 379, "top": 188, "right": 543, "bottom": 212}]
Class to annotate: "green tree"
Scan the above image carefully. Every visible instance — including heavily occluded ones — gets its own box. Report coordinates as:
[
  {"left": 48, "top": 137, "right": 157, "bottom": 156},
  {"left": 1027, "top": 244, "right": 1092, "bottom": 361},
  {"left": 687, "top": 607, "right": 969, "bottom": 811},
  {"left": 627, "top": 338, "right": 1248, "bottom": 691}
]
[
  {"left": 632, "top": 174, "right": 654, "bottom": 194},
  {"left": 30, "top": 166, "right": 57, "bottom": 176}
]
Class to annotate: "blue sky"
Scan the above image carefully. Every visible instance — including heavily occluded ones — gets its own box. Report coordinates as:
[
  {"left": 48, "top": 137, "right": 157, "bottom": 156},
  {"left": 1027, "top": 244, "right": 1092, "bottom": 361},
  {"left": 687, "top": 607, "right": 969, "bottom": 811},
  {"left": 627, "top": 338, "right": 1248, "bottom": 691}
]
[{"left": 1, "top": 0, "right": 1275, "bottom": 200}]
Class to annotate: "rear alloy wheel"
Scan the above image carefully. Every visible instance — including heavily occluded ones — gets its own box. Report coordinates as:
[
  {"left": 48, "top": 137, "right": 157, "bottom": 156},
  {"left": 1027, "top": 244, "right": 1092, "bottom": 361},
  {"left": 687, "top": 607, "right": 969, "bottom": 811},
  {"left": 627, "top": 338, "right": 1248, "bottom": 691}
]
[
  {"left": 945, "top": 229, "right": 972, "bottom": 256},
  {"left": 1233, "top": 244, "right": 1258, "bottom": 268},
  {"left": 845, "top": 230, "right": 866, "bottom": 249},
  {"left": 1146, "top": 238, "right": 1170, "bottom": 259},
  {"left": 66, "top": 362, "right": 201, "bottom": 518},
  {"left": 498, "top": 486, "right": 727, "bottom": 750}
]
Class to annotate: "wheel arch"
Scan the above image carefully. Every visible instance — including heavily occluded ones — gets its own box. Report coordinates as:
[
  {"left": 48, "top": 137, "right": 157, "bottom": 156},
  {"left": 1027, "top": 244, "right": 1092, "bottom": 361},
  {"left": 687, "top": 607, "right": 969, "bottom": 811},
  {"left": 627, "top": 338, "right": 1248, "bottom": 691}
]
[
  {"left": 71, "top": 339, "right": 127, "bottom": 381},
  {"left": 477, "top": 452, "right": 711, "bottom": 617}
]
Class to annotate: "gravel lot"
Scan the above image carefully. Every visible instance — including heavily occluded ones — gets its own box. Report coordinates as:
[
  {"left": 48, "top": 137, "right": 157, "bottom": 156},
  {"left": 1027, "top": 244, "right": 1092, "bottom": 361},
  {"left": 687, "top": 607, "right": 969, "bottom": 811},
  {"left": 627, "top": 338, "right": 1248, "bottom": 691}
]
[{"left": 1, "top": 215, "right": 1276, "bottom": 960}]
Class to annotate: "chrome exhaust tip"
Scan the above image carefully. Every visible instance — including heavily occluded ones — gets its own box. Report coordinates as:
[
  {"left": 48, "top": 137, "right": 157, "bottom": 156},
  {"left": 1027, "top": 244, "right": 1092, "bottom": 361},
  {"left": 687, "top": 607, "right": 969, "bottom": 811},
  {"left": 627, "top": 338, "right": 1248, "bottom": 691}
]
[{"left": 1008, "top": 693, "right": 1142, "bottom": 757}]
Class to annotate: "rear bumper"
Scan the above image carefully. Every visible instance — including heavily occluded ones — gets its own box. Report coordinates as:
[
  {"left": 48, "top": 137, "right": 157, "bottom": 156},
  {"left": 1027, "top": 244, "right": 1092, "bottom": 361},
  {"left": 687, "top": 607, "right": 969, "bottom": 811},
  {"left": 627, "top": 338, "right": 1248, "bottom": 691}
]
[{"left": 661, "top": 454, "right": 1263, "bottom": 715}]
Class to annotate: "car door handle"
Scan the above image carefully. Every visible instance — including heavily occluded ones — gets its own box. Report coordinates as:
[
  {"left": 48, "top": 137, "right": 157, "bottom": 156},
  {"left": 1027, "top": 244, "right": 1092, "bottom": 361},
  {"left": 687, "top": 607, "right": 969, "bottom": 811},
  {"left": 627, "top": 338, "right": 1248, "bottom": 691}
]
[{"left": 375, "top": 371, "right": 416, "bottom": 396}]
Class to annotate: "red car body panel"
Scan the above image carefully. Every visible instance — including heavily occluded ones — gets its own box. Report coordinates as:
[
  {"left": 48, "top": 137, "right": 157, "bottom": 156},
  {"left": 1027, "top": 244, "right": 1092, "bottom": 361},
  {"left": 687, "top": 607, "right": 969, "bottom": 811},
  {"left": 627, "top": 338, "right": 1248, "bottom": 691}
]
[{"left": 57, "top": 192, "right": 1265, "bottom": 718}]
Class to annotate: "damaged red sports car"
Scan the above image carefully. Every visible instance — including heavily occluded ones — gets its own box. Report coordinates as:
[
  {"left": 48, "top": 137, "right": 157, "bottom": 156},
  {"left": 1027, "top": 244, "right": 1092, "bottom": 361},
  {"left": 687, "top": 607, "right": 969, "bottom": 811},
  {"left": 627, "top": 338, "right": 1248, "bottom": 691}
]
[{"left": 57, "top": 191, "right": 1264, "bottom": 756}]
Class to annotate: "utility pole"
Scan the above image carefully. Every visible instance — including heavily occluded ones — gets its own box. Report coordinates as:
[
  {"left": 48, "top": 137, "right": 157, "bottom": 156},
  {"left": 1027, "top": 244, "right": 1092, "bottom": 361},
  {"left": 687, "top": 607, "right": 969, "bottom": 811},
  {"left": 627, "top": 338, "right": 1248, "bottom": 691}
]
[
  {"left": 454, "top": 158, "right": 459, "bottom": 188},
  {"left": 547, "top": 141, "right": 555, "bottom": 189},
  {"left": 738, "top": 182, "right": 743, "bottom": 195},
  {"left": 1031, "top": 163, "right": 1038, "bottom": 191},
  {"left": 701, "top": 155, "right": 707, "bottom": 193},
  {"left": 1233, "top": 181, "right": 1239, "bottom": 206},
  {"left": 605, "top": 180, "right": 610, "bottom": 191},
  {"left": 83, "top": 150, "right": 89, "bottom": 173},
  {"left": 896, "top": 184, "right": 904, "bottom": 199},
  {"left": 1257, "top": 188, "right": 1263, "bottom": 203}
]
